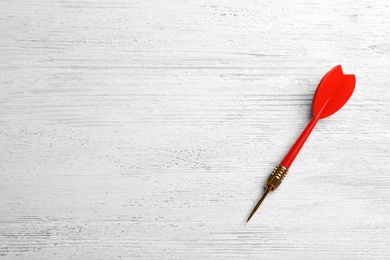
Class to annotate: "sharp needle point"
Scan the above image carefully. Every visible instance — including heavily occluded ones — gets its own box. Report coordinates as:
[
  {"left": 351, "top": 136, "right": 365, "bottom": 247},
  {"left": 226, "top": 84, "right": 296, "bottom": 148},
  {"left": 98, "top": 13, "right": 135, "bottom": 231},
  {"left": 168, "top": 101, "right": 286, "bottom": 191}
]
[{"left": 247, "top": 189, "right": 270, "bottom": 222}]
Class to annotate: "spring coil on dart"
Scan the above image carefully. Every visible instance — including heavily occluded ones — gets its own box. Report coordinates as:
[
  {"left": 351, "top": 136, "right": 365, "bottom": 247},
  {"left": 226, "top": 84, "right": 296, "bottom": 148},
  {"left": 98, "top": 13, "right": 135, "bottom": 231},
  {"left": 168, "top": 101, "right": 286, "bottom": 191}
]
[{"left": 265, "top": 164, "right": 288, "bottom": 191}]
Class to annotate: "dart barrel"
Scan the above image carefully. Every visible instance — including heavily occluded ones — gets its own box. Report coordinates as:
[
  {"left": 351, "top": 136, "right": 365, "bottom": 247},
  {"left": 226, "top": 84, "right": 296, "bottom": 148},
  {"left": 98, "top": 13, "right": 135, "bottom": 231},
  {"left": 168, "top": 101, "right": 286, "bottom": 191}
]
[{"left": 265, "top": 164, "right": 288, "bottom": 191}]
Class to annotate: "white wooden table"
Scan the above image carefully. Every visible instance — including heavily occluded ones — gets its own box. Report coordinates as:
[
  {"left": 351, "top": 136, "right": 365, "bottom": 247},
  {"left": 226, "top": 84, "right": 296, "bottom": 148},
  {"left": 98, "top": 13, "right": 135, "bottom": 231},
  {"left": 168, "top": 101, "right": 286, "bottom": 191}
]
[{"left": 1, "top": 0, "right": 389, "bottom": 259}]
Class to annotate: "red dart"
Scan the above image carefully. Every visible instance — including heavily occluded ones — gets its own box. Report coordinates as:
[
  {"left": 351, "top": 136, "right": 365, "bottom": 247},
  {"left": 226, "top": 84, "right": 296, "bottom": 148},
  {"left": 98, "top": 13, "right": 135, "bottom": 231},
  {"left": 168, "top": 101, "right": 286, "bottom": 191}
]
[{"left": 247, "top": 65, "right": 356, "bottom": 222}]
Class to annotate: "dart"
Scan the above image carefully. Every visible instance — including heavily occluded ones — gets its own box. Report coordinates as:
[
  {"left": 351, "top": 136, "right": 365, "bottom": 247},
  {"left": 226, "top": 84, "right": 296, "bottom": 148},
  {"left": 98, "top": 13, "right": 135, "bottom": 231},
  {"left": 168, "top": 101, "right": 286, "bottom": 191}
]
[{"left": 247, "top": 65, "right": 356, "bottom": 222}]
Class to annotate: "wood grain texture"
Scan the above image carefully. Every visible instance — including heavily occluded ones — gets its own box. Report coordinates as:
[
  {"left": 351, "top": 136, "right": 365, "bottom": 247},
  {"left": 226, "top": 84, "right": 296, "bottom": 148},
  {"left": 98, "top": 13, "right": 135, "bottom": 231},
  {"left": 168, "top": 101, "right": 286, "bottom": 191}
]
[{"left": 1, "top": 0, "right": 390, "bottom": 259}]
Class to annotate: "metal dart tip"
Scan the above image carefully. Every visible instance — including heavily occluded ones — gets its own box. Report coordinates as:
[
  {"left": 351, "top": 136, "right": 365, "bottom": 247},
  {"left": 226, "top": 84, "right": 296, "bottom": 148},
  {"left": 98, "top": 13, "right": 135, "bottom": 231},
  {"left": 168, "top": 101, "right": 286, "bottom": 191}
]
[{"left": 246, "top": 189, "right": 270, "bottom": 222}]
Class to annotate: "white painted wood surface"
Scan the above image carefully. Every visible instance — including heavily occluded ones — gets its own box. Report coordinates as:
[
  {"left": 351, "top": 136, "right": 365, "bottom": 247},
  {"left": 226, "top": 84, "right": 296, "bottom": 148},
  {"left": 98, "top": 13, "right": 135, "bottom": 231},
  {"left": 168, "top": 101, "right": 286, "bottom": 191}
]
[{"left": 1, "top": 0, "right": 390, "bottom": 259}]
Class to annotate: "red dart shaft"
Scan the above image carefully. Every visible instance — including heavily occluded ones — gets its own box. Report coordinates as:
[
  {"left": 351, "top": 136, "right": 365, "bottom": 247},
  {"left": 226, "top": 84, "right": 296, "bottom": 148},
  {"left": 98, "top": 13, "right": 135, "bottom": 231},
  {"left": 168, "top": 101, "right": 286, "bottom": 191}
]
[
  {"left": 247, "top": 116, "right": 320, "bottom": 222},
  {"left": 281, "top": 116, "right": 319, "bottom": 169}
]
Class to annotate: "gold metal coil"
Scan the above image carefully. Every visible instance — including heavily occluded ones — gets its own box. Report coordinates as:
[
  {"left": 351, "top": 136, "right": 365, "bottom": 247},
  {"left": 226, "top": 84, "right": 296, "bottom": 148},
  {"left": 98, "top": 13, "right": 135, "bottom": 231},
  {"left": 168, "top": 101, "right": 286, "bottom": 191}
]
[{"left": 265, "top": 164, "right": 288, "bottom": 191}]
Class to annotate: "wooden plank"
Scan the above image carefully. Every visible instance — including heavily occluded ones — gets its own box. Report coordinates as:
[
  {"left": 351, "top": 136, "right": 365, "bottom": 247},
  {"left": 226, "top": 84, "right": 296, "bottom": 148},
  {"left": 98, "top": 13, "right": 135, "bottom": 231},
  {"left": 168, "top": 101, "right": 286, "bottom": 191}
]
[{"left": 1, "top": 0, "right": 389, "bottom": 259}]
